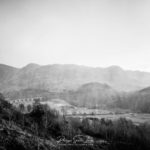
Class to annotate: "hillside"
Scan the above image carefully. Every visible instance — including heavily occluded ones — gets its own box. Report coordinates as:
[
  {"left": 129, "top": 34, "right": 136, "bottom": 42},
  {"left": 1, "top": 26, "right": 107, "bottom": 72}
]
[
  {"left": 2, "top": 77, "right": 150, "bottom": 112},
  {"left": 3, "top": 83, "right": 118, "bottom": 108},
  {"left": 0, "top": 93, "right": 57, "bottom": 150},
  {"left": 0, "top": 64, "right": 18, "bottom": 91},
  {"left": 3, "top": 88, "right": 51, "bottom": 100},
  {"left": 113, "top": 86, "right": 150, "bottom": 113},
  {"left": 41, "top": 99, "right": 75, "bottom": 114},
  {"left": 59, "top": 82, "right": 119, "bottom": 108},
  {"left": 1, "top": 64, "right": 150, "bottom": 92}
]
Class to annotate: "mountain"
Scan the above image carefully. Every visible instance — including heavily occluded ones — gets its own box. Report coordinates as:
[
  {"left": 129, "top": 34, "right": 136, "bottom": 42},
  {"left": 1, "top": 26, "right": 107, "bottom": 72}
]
[
  {"left": 0, "top": 64, "right": 18, "bottom": 81},
  {"left": 1, "top": 63, "right": 150, "bottom": 92},
  {"left": 139, "top": 86, "right": 150, "bottom": 94},
  {"left": 0, "top": 64, "right": 18, "bottom": 90},
  {"left": 59, "top": 82, "right": 119, "bottom": 108}
]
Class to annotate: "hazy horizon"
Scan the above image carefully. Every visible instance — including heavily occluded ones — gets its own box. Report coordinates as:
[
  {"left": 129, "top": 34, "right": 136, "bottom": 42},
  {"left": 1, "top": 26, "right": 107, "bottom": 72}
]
[
  {"left": 1, "top": 62, "right": 150, "bottom": 73},
  {"left": 1, "top": 0, "right": 150, "bottom": 71}
]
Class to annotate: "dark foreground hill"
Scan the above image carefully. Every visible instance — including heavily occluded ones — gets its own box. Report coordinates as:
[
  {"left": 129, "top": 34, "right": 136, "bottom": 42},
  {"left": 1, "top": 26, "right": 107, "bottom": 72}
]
[
  {"left": 0, "top": 93, "right": 57, "bottom": 150},
  {"left": 0, "top": 93, "right": 102, "bottom": 150},
  {"left": 1, "top": 63, "right": 150, "bottom": 92}
]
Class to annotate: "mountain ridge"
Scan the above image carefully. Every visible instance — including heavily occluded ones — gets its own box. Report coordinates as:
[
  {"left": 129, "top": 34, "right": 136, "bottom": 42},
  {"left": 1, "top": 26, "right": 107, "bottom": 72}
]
[{"left": 1, "top": 63, "right": 150, "bottom": 92}]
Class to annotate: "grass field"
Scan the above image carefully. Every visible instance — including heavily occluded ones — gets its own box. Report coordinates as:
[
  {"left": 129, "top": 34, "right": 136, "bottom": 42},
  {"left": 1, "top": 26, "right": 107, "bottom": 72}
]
[{"left": 66, "top": 108, "right": 150, "bottom": 125}]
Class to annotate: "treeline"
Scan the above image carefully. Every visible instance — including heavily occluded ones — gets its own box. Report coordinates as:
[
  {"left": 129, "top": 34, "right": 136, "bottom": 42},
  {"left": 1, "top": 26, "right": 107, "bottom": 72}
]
[
  {"left": 113, "top": 92, "right": 150, "bottom": 113},
  {"left": 81, "top": 118, "right": 150, "bottom": 150}
]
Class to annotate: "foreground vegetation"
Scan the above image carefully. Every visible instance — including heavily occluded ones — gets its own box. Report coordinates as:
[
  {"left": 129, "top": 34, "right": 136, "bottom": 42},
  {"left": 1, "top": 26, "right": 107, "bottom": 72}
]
[{"left": 0, "top": 93, "right": 150, "bottom": 150}]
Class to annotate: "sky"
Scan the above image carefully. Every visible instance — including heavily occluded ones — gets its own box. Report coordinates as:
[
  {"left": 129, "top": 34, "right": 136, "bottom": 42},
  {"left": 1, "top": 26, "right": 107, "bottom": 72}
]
[{"left": 0, "top": 0, "right": 150, "bottom": 71}]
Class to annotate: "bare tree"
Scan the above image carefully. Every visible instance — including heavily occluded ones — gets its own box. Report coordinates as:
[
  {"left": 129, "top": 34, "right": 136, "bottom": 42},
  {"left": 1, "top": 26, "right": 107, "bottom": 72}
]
[
  {"left": 27, "top": 104, "right": 32, "bottom": 112},
  {"left": 19, "top": 103, "right": 25, "bottom": 127}
]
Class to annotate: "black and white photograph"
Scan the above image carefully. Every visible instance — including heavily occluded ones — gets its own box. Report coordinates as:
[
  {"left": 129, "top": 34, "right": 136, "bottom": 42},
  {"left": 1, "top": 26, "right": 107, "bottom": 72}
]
[{"left": 0, "top": 0, "right": 150, "bottom": 150}]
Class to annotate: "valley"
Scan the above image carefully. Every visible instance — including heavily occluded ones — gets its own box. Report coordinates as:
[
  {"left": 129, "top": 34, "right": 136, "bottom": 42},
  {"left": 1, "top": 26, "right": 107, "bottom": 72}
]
[
  {"left": 7, "top": 96, "right": 150, "bottom": 125},
  {"left": 66, "top": 111, "right": 150, "bottom": 125},
  {"left": 1, "top": 64, "right": 150, "bottom": 150}
]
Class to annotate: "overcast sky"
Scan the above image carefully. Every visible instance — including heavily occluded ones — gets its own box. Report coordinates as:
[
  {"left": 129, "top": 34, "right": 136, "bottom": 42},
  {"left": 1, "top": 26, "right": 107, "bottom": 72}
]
[{"left": 0, "top": 0, "right": 150, "bottom": 71}]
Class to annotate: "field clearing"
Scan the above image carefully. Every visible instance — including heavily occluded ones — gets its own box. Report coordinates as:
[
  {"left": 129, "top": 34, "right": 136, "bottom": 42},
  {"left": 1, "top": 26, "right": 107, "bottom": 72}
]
[{"left": 66, "top": 111, "right": 150, "bottom": 125}]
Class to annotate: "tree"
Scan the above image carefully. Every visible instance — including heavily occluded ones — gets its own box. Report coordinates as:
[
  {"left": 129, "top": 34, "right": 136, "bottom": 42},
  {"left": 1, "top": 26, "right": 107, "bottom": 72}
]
[
  {"left": 27, "top": 105, "right": 32, "bottom": 112},
  {"left": 18, "top": 103, "right": 25, "bottom": 128},
  {"left": 19, "top": 103, "right": 25, "bottom": 113}
]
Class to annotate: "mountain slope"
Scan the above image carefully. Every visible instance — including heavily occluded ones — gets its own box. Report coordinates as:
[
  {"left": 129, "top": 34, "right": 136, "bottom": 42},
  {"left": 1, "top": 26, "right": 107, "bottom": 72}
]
[
  {"left": 1, "top": 63, "right": 150, "bottom": 92},
  {"left": 0, "top": 64, "right": 18, "bottom": 91},
  {"left": 59, "top": 82, "right": 119, "bottom": 108},
  {"left": 113, "top": 86, "right": 150, "bottom": 113}
]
